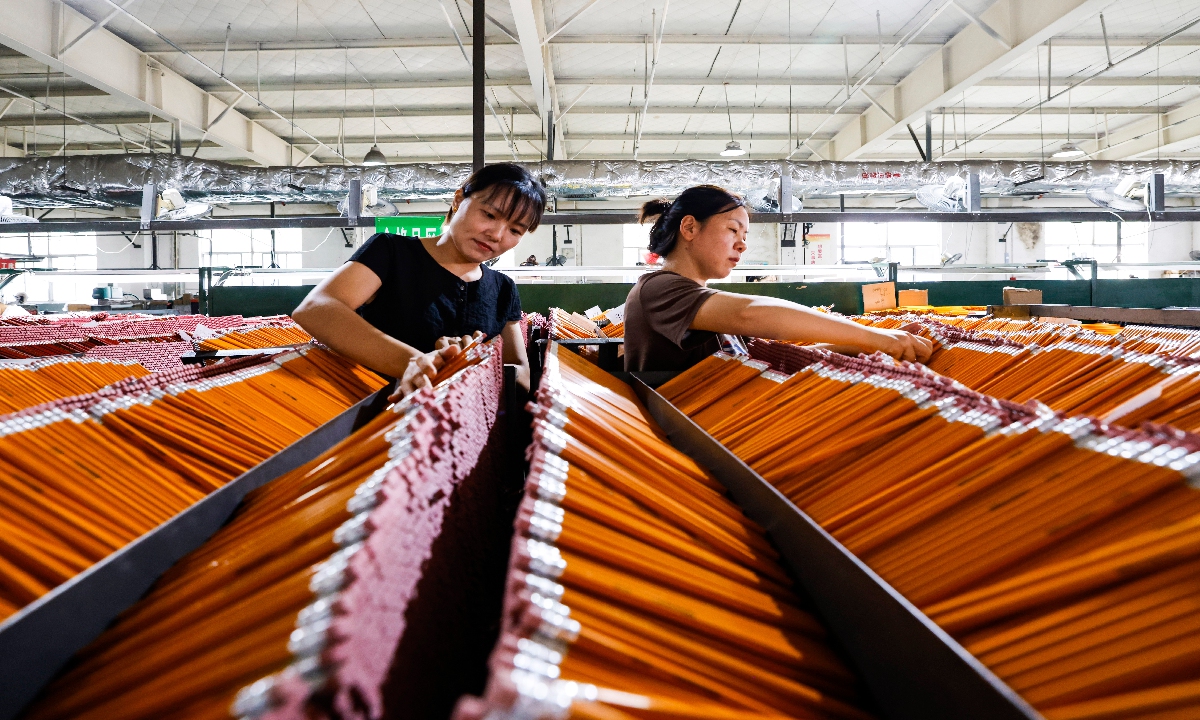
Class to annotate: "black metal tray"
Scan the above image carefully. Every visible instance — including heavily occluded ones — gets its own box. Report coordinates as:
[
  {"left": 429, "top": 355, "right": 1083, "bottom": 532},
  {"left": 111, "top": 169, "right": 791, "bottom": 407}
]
[
  {"left": 627, "top": 373, "right": 1042, "bottom": 720},
  {"left": 0, "top": 386, "right": 392, "bottom": 719}
]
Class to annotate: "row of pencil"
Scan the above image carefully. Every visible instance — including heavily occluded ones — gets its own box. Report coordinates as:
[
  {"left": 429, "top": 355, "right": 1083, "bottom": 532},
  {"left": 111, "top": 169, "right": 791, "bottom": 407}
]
[
  {"left": 195, "top": 324, "right": 313, "bottom": 352},
  {"left": 848, "top": 313, "right": 1200, "bottom": 423},
  {"left": 0, "top": 345, "right": 386, "bottom": 621},
  {"left": 22, "top": 339, "right": 502, "bottom": 720},
  {"left": 0, "top": 312, "right": 282, "bottom": 359},
  {"left": 662, "top": 342, "right": 1200, "bottom": 718},
  {"left": 546, "top": 307, "right": 624, "bottom": 340},
  {"left": 455, "top": 345, "right": 874, "bottom": 720},
  {"left": 0, "top": 356, "right": 150, "bottom": 414}
]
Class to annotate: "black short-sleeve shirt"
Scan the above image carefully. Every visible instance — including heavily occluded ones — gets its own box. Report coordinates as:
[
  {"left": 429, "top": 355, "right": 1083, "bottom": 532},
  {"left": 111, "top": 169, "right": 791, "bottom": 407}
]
[{"left": 349, "top": 232, "right": 522, "bottom": 352}]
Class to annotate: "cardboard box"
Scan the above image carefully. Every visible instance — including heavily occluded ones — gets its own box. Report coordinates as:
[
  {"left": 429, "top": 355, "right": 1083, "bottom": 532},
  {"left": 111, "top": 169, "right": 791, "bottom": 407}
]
[
  {"left": 862, "top": 281, "right": 897, "bottom": 311},
  {"left": 1002, "top": 287, "right": 1043, "bottom": 306},
  {"left": 897, "top": 289, "right": 929, "bottom": 307}
]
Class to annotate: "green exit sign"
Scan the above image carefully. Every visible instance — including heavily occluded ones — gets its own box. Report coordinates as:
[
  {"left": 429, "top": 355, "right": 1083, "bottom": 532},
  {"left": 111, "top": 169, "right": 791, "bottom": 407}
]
[{"left": 375, "top": 215, "right": 445, "bottom": 237}]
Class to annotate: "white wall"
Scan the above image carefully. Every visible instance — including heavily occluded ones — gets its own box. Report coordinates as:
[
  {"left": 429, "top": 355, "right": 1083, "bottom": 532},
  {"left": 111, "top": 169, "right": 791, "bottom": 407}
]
[
  {"left": 302, "top": 227, "right": 357, "bottom": 268},
  {"left": 96, "top": 234, "right": 141, "bottom": 269},
  {"left": 742, "top": 223, "right": 779, "bottom": 265},
  {"left": 941, "top": 223, "right": 997, "bottom": 265},
  {"left": 1146, "top": 221, "right": 1195, "bottom": 264},
  {"left": 576, "top": 225, "right": 622, "bottom": 266}
]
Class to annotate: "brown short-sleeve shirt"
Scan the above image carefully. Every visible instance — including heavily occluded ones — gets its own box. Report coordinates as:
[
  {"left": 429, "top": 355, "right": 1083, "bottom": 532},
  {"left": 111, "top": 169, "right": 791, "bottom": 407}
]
[{"left": 623, "top": 270, "right": 721, "bottom": 372}]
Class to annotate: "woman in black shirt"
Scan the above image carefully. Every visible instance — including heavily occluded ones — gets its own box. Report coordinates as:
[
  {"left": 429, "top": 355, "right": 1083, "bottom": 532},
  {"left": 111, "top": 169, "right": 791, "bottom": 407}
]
[{"left": 293, "top": 163, "right": 545, "bottom": 393}]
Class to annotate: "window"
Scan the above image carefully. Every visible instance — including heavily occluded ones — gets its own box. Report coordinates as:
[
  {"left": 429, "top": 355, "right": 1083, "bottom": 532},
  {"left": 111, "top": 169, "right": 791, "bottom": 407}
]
[
  {"left": 622, "top": 223, "right": 651, "bottom": 266},
  {"left": 841, "top": 223, "right": 941, "bottom": 265},
  {"left": 0, "top": 233, "right": 98, "bottom": 270},
  {"left": 1043, "top": 222, "right": 1147, "bottom": 264},
  {"left": 202, "top": 229, "right": 303, "bottom": 268}
]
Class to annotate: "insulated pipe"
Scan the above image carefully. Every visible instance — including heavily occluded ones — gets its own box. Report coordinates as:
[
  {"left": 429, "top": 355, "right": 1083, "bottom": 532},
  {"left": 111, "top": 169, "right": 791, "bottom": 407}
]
[{"left": 2, "top": 154, "right": 1200, "bottom": 209}]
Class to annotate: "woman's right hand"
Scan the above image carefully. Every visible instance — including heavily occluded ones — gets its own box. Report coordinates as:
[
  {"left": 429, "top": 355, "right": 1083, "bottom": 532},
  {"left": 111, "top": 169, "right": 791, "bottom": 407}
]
[{"left": 876, "top": 327, "right": 934, "bottom": 363}]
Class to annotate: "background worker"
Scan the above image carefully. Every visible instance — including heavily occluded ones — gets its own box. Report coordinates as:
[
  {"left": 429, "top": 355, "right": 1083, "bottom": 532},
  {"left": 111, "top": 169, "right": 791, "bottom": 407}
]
[{"left": 625, "top": 185, "right": 933, "bottom": 372}]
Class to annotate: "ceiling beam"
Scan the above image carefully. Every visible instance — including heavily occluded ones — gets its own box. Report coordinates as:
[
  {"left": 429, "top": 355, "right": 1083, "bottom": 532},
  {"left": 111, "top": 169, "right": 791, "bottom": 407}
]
[
  {"left": 4, "top": 74, "right": 1189, "bottom": 103},
  {"left": 7, "top": 71, "right": 1196, "bottom": 95},
  {"left": 127, "top": 33, "right": 1200, "bottom": 53},
  {"left": 0, "top": 103, "right": 1165, "bottom": 127},
  {"left": 1091, "top": 95, "right": 1200, "bottom": 159},
  {"left": 509, "top": 0, "right": 558, "bottom": 153},
  {"left": 827, "top": 0, "right": 1111, "bottom": 161},
  {"left": 266, "top": 132, "right": 841, "bottom": 144},
  {"left": 978, "top": 76, "right": 1200, "bottom": 87},
  {"left": 186, "top": 75, "right": 1197, "bottom": 94},
  {"left": 0, "top": 0, "right": 300, "bottom": 166}
]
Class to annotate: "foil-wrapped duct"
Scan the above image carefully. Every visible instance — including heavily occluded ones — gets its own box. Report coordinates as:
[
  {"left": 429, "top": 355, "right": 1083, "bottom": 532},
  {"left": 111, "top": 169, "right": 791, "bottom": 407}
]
[{"left": 1, "top": 154, "right": 1198, "bottom": 209}]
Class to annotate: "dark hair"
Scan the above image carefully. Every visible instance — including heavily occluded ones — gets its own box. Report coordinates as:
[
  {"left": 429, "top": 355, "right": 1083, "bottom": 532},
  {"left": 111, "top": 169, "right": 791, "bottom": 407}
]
[
  {"left": 639, "top": 184, "right": 746, "bottom": 256},
  {"left": 449, "top": 162, "right": 547, "bottom": 231}
]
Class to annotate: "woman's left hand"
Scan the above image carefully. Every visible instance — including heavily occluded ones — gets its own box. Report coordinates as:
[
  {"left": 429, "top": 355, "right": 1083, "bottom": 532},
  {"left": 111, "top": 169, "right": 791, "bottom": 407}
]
[
  {"left": 435, "top": 330, "right": 484, "bottom": 352},
  {"left": 390, "top": 345, "right": 459, "bottom": 400}
]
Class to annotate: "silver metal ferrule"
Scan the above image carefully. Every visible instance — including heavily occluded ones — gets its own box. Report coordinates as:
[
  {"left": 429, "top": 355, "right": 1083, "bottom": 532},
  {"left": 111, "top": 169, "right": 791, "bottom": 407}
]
[
  {"left": 287, "top": 616, "right": 332, "bottom": 658},
  {"left": 289, "top": 655, "right": 330, "bottom": 690},
  {"left": 333, "top": 512, "right": 373, "bottom": 547},
  {"left": 230, "top": 676, "right": 278, "bottom": 719},
  {"left": 517, "top": 636, "right": 565, "bottom": 666},
  {"left": 309, "top": 542, "right": 363, "bottom": 596},
  {"left": 524, "top": 573, "right": 565, "bottom": 601},
  {"left": 526, "top": 514, "right": 563, "bottom": 543},
  {"left": 347, "top": 480, "right": 383, "bottom": 514},
  {"left": 512, "top": 652, "right": 562, "bottom": 679},
  {"left": 526, "top": 539, "right": 566, "bottom": 579},
  {"left": 534, "top": 474, "right": 567, "bottom": 504}
]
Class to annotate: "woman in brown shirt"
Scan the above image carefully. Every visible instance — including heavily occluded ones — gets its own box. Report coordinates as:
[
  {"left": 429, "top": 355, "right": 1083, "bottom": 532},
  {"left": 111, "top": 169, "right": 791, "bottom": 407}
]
[{"left": 624, "top": 185, "right": 933, "bottom": 372}]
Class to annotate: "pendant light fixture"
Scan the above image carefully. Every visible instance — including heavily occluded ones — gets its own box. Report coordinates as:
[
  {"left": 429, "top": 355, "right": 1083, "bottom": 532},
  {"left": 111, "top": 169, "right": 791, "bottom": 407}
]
[
  {"left": 720, "top": 83, "right": 745, "bottom": 157},
  {"left": 362, "top": 88, "right": 386, "bottom": 165},
  {"left": 1052, "top": 90, "right": 1085, "bottom": 159}
]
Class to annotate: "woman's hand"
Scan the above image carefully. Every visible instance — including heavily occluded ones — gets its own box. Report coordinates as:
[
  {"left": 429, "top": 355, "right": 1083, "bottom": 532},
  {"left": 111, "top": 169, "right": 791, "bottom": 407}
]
[
  {"left": 391, "top": 345, "right": 461, "bottom": 400},
  {"left": 436, "top": 330, "right": 484, "bottom": 352},
  {"left": 389, "top": 331, "right": 485, "bottom": 401},
  {"left": 876, "top": 326, "right": 934, "bottom": 363}
]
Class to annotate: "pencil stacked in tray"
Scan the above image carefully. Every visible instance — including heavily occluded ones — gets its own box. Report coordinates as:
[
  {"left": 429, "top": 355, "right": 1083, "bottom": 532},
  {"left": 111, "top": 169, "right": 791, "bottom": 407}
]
[
  {"left": 549, "top": 308, "right": 604, "bottom": 339},
  {"left": 0, "top": 356, "right": 151, "bottom": 413},
  {"left": 838, "top": 313, "right": 1200, "bottom": 420},
  {"left": 663, "top": 341, "right": 1200, "bottom": 719},
  {"left": 0, "top": 345, "right": 386, "bottom": 621},
  {"left": 455, "top": 344, "right": 875, "bottom": 720},
  {"left": 0, "top": 312, "right": 291, "bottom": 360},
  {"left": 20, "top": 338, "right": 503, "bottom": 720},
  {"left": 195, "top": 321, "right": 313, "bottom": 352}
]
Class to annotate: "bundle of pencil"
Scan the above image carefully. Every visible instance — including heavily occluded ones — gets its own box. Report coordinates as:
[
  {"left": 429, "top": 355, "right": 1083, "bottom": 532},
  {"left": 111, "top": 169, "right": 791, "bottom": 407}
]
[
  {"left": 589, "top": 307, "right": 625, "bottom": 338},
  {"left": 0, "top": 356, "right": 150, "bottom": 413},
  {"left": 1118, "top": 323, "right": 1200, "bottom": 356},
  {"left": 23, "top": 339, "right": 503, "bottom": 720},
  {"left": 666, "top": 339, "right": 1200, "bottom": 718},
  {"left": 847, "top": 314, "right": 1183, "bottom": 418},
  {"left": 0, "top": 346, "right": 386, "bottom": 620},
  {"left": 550, "top": 307, "right": 604, "bottom": 339},
  {"left": 456, "top": 343, "right": 875, "bottom": 720},
  {"left": 0, "top": 313, "right": 293, "bottom": 359},
  {"left": 196, "top": 323, "right": 313, "bottom": 351}
]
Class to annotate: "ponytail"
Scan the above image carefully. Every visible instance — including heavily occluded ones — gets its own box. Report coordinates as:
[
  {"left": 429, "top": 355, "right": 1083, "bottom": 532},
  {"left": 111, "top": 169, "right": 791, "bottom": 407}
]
[{"left": 638, "top": 185, "right": 746, "bottom": 256}]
